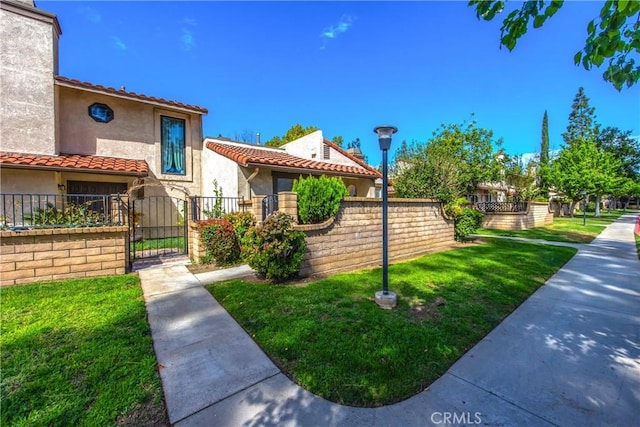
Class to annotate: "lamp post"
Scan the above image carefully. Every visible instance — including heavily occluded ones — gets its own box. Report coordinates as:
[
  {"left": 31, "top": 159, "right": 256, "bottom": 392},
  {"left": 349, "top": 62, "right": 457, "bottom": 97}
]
[
  {"left": 374, "top": 125, "right": 397, "bottom": 309},
  {"left": 581, "top": 190, "right": 587, "bottom": 226}
]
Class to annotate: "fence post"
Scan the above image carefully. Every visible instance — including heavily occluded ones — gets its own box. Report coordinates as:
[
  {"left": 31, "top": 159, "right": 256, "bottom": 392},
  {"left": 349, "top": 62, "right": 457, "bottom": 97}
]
[{"left": 278, "top": 192, "right": 298, "bottom": 223}]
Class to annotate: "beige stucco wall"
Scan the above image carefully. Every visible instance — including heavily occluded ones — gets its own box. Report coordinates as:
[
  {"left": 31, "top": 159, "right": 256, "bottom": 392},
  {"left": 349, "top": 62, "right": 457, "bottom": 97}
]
[
  {"left": 0, "top": 169, "right": 58, "bottom": 194},
  {"left": 1, "top": 0, "right": 59, "bottom": 155},
  {"left": 56, "top": 86, "right": 203, "bottom": 196}
]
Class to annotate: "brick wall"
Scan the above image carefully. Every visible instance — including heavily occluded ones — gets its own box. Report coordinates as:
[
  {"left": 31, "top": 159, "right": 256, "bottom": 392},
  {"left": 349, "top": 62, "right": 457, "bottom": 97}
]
[
  {"left": 296, "top": 197, "right": 454, "bottom": 277},
  {"left": 481, "top": 202, "right": 553, "bottom": 230},
  {"left": 187, "top": 221, "right": 205, "bottom": 263},
  {"left": 1, "top": 226, "right": 128, "bottom": 286}
]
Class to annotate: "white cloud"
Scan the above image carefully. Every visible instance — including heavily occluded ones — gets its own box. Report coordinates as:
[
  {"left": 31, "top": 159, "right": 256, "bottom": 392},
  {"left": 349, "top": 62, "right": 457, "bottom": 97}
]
[
  {"left": 112, "top": 36, "right": 127, "bottom": 51},
  {"left": 320, "top": 15, "right": 355, "bottom": 49},
  {"left": 181, "top": 17, "right": 197, "bottom": 51},
  {"left": 77, "top": 6, "right": 101, "bottom": 24},
  {"left": 181, "top": 29, "right": 195, "bottom": 51}
]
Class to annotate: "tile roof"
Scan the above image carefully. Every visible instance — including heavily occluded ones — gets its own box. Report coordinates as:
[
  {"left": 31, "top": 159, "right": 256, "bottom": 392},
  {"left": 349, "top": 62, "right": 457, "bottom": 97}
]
[
  {"left": 206, "top": 141, "right": 381, "bottom": 178},
  {"left": 0, "top": 152, "right": 149, "bottom": 176},
  {"left": 55, "top": 76, "right": 208, "bottom": 114},
  {"left": 322, "top": 139, "right": 381, "bottom": 176}
]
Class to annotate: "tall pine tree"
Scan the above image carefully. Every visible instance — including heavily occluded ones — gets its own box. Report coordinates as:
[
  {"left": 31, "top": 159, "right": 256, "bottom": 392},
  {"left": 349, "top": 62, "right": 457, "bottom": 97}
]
[
  {"left": 562, "top": 87, "right": 599, "bottom": 146},
  {"left": 539, "top": 110, "right": 550, "bottom": 197}
]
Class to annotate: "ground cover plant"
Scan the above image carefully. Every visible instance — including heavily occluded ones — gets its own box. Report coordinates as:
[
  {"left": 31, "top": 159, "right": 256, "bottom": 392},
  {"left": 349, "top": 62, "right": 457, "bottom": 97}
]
[
  {"left": 207, "top": 239, "right": 576, "bottom": 407},
  {"left": 477, "top": 210, "right": 625, "bottom": 243},
  {"left": 1, "top": 276, "right": 168, "bottom": 426}
]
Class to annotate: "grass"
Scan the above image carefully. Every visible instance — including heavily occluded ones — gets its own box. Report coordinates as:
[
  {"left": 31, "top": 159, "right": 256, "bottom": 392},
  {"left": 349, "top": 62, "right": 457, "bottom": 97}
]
[
  {"left": 0, "top": 275, "right": 168, "bottom": 426},
  {"left": 206, "top": 239, "right": 576, "bottom": 407},
  {"left": 636, "top": 233, "right": 640, "bottom": 260},
  {"left": 477, "top": 210, "right": 626, "bottom": 243},
  {"left": 131, "top": 236, "right": 185, "bottom": 252}
]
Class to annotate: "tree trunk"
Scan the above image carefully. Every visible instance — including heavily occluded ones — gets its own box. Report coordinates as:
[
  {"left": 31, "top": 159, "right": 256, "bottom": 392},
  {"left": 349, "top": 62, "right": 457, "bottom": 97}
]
[
  {"left": 569, "top": 199, "right": 578, "bottom": 217},
  {"left": 595, "top": 194, "right": 601, "bottom": 217}
]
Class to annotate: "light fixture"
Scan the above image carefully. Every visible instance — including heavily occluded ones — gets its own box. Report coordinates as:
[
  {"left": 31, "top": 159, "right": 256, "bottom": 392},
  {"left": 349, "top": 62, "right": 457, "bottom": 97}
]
[
  {"left": 374, "top": 125, "right": 398, "bottom": 309},
  {"left": 57, "top": 184, "right": 66, "bottom": 191}
]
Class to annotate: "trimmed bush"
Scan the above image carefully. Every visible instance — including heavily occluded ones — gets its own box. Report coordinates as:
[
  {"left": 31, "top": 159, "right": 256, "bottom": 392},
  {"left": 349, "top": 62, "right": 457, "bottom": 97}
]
[
  {"left": 223, "top": 211, "right": 256, "bottom": 241},
  {"left": 292, "top": 175, "right": 349, "bottom": 224},
  {"left": 444, "top": 198, "right": 484, "bottom": 241},
  {"left": 242, "top": 212, "right": 307, "bottom": 282},
  {"left": 199, "top": 219, "right": 241, "bottom": 265},
  {"left": 455, "top": 208, "right": 484, "bottom": 241}
]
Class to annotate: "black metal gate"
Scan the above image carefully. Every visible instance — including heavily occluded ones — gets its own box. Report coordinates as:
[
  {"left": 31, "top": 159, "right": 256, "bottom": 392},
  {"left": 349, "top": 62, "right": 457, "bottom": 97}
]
[
  {"left": 128, "top": 196, "right": 188, "bottom": 269},
  {"left": 262, "top": 195, "right": 279, "bottom": 221}
]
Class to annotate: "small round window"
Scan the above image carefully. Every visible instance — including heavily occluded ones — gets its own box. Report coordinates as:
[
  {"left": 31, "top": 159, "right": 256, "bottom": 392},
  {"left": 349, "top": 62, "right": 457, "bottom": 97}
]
[{"left": 88, "top": 103, "right": 114, "bottom": 123}]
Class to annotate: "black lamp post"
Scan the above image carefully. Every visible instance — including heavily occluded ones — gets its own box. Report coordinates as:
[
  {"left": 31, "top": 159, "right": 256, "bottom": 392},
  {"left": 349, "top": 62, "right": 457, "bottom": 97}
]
[
  {"left": 581, "top": 190, "right": 587, "bottom": 226},
  {"left": 374, "top": 125, "right": 397, "bottom": 308}
]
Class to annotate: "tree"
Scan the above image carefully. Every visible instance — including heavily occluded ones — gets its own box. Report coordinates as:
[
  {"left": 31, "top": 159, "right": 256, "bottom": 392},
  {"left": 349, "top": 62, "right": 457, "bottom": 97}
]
[
  {"left": 469, "top": 0, "right": 640, "bottom": 90},
  {"left": 538, "top": 110, "right": 551, "bottom": 197},
  {"left": 331, "top": 135, "right": 344, "bottom": 147},
  {"left": 504, "top": 154, "right": 538, "bottom": 201},
  {"left": 346, "top": 137, "right": 368, "bottom": 162},
  {"left": 264, "top": 124, "right": 319, "bottom": 147},
  {"left": 596, "top": 126, "right": 640, "bottom": 180},
  {"left": 551, "top": 138, "right": 621, "bottom": 216},
  {"left": 393, "top": 119, "right": 502, "bottom": 204},
  {"left": 562, "top": 87, "right": 599, "bottom": 145}
]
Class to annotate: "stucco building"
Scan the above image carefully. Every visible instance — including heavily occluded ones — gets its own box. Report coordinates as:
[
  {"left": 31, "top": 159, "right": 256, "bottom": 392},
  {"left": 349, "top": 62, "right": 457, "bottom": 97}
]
[{"left": 0, "top": 0, "right": 207, "bottom": 201}]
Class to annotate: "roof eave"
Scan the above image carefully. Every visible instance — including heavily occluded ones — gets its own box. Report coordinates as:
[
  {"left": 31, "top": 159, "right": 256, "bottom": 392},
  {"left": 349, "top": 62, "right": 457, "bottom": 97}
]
[
  {"left": 0, "top": 163, "right": 148, "bottom": 177},
  {"left": 55, "top": 79, "right": 208, "bottom": 115},
  {"left": 245, "top": 162, "right": 377, "bottom": 179}
]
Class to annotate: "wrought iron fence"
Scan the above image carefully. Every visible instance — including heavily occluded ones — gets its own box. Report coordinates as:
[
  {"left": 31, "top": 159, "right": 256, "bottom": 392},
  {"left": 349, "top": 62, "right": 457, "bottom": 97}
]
[
  {"left": 190, "top": 196, "right": 246, "bottom": 220},
  {"left": 0, "top": 193, "right": 127, "bottom": 230},
  {"left": 476, "top": 201, "right": 528, "bottom": 213},
  {"left": 262, "top": 195, "right": 279, "bottom": 221}
]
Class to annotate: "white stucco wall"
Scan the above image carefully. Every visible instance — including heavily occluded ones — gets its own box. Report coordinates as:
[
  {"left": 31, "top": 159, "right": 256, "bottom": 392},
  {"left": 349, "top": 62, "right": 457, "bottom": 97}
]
[
  {"left": 282, "top": 130, "right": 369, "bottom": 167},
  {"left": 201, "top": 144, "right": 239, "bottom": 198},
  {"left": 280, "top": 131, "right": 324, "bottom": 161},
  {"left": 1, "top": 1, "right": 59, "bottom": 155}
]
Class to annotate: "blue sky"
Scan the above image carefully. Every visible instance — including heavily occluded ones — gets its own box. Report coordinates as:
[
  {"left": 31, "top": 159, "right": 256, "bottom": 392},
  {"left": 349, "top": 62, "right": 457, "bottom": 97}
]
[{"left": 41, "top": 1, "right": 639, "bottom": 166}]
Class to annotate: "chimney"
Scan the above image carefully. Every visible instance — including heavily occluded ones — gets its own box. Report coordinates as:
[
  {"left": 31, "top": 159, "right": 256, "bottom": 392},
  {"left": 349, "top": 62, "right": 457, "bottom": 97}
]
[{"left": 256, "top": 132, "right": 261, "bottom": 145}]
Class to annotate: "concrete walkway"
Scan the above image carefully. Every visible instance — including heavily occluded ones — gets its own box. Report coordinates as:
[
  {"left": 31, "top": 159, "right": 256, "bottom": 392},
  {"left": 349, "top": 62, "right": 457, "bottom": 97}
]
[{"left": 138, "top": 214, "right": 640, "bottom": 426}]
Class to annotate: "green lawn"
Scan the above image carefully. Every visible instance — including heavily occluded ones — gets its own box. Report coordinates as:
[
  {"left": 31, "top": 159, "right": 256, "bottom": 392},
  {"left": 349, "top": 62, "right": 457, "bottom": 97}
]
[
  {"left": 1, "top": 276, "right": 168, "bottom": 426},
  {"left": 477, "top": 210, "right": 626, "bottom": 243},
  {"left": 131, "top": 236, "right": 185, "bottom": 252},
  {"left": 636, "top": 233, "right": 640, "bottom": 260},
  {"left": 207, "top": 239, "right": 576, "bottom": 407}
]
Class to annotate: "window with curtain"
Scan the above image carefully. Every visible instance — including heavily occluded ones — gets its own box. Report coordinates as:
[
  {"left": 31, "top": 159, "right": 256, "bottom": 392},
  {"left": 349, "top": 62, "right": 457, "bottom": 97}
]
[{"left": 161, "top": 116, "right": 186, "bottom": 175}]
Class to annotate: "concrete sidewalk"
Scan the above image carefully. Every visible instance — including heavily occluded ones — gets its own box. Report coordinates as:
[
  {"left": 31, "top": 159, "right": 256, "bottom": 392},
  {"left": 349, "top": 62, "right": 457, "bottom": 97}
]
[{"left": 138, "top": 214, "right": 640, "bottom": 426}]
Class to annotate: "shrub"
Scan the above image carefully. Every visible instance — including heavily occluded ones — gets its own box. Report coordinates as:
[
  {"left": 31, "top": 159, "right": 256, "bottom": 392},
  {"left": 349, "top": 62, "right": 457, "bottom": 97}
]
[
  {"left": 455, "top": 208, "right": 484, "bottom": 241},
  {"left": 292, "top": 175, "right": 349, "bottom": 224},
  {"left": 199, "top": 219, "right": 241, "bottom": 265},
  {"left": 242, "top": 212, "right": 307, "bottom": 282},
  {"left": 223, "top": 211, "right": 256, "bottom": 241},
  {"left": 444, "top": 198, "right": 484, "bottom": 241}
]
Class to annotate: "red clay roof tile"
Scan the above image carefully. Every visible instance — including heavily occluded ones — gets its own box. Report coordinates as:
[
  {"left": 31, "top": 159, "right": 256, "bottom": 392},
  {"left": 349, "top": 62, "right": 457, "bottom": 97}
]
[
  {"left": 0, "top": 152, "right": 148, "bottom": 176},
  {"left": 55, "top": 76, "right": 208, "bottom": 114},
  {"left": 206, "top": 141, "right": 381, "bottom": 178}
]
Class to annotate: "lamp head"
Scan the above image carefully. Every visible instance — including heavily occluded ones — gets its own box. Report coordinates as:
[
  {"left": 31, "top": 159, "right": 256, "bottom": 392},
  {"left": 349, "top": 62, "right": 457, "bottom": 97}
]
[{"left": 374, "top": 126, "right": 397, "bottom": 151}]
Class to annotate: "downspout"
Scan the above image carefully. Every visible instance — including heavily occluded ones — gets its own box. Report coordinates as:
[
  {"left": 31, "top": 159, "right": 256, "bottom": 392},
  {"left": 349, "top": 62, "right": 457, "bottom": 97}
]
[{"left": 246, "top": 167, "right": 260, "bottom": 199}]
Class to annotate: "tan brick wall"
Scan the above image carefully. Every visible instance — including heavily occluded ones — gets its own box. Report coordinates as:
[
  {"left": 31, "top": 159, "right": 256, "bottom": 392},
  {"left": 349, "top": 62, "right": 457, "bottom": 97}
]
[
  {"left": 188, "top": 221, "right": 206, "bottom": 263},
  {"left": 0, "top": 227, "right": 128, "bottom": 286},
  {"left": 296, "top": 197, "right": 454, "bottom": 277},
  {"left": 481, "top": 202, "right": 553, "bottom": 230}
]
